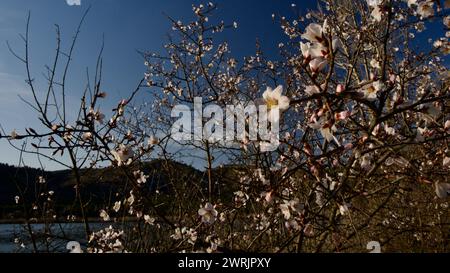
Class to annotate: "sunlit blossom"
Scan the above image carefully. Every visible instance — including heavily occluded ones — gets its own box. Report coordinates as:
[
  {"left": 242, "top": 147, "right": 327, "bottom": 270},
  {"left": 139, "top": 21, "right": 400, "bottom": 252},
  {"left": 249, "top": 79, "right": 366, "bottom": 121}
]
[
  {"left": 301, "top": 23, "right": 323, "bottom": 43},
  {"left": 111, "top": 144, "right": 134, "bottom": 166},
  {"left": 198, "top": 202, "right": 218, "bottom": 224},
  {"left": 262, "top": 85, "right": 290, "bottom": 123},
  {"left": 100, "top": 209, "right": 110, "bottom": 221}
]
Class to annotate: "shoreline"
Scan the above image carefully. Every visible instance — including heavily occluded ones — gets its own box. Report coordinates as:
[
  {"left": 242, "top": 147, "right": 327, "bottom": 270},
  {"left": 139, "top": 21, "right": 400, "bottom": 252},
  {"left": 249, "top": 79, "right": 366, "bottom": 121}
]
[{"left": 0, "top": 217, "right": 139, "bottom": 225}]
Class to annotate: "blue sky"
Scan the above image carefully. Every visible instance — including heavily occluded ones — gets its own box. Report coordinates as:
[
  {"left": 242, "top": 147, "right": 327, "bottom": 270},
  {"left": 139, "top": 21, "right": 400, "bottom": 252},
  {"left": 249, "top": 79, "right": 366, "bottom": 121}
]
[{"left": 0, "top": 0, "right": 317, "bottom": 170}]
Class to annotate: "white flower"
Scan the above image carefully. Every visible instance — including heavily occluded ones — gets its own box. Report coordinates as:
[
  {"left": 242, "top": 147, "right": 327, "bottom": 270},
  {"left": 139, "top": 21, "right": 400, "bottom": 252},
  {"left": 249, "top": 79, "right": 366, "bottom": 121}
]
[
  {"left": 280, "top": 199, "right": 303, "bottom": 220},
  {"left": 304, "top": 223, "right": 314, "bottom": 237},
  {"left": 308, "top": 117, "right": 340, "bottom": 145},
  {"left": 113, "top": 201, "right": 121, "bottom": 212},
  {"left": 302, "top": 23, "right": 323, "bottom": 43},
  {"left": 14, "top": 196, "right": 20, "bottom": 204},
  {"left": 148, "top": 136, "right": 159, "bottom": 146},
  {"left": 361, "top": 81, "right": 384, "bottom": 101},
  {"left": 91, "top": 109, "right": 105, "bottom": 124},
  {"left": 279, "top": 202, "right": 291, "bottom": 220},
  {"left": 406, "top": 0, "right": 418, "bottom": 7},
  {"left": 417, "top": 1, "right": 434, "bottom": 18},
  {"left": 367, "top": 0, "right": 382, "bottom": 7},
  {"left": 370, "top": 58, "right": 381, "bottom": 69},
  {"left": 9, "top": 129, "right": 18, "bottom": 140},
  {"left": 133, "top": 170, "right": 149, "bottom": 184},
  {"left": 144, "top": 215, "right": 155, "bottom": 225},
  {"left": 262, "top": 85, "right": 290, "bottom": 123},
  {"left": 127, "top": 191, "right": 135, "bottom": 205},
  {"left": 444, "top": 16, "right": 450, "bottom": 28},
  {"left": 186, "top": 228, "right": 198, "bottom": 245},
  {"left": 256, "top": 169, "right": 270, "bottom": 185},
  {"left": 219, "top": 212, "right": 227, "bottom": 222},
  {"left": 309, "top": 58, "right": 327, "bottom": 73},
  {"left": 384, "top": 124, "right": 396, "bottom": 136},
  {"left": 264, "top": 191, "right": 274, "bottom": 203},
  {"left": 336, "top": 84, "right": 345, "bottom": 94},
  {"left": 100, "top": 210, "right": 110, "bottom": 221},
  {"left": 198, "top": 202, "right": 218, "bottom": 224},
  {"left": 339, "top": 203, "right": 350, "bottom": 215},
  {"left": 111, "top": 144, "right": 134, "bottom": 166},
  {"left": 38, "top": 176, "right": 46, "bottom": 184},
  {"left": 371, "top": 6, "right": 383, "bottom": 22},
  {"left": 66, "top": 241, "right": 83, "bottom": 253},
  {"left": 443, "top": 157, "right": 450, "bottom": 168},
  {"left": 171, "top": 228, "right": 183, "bottom": 240},
  {"left": 82, "top": 132, "right": 93, "bottom": 141},
  {"left": 305, "top": 85, "right": 321, "bottom": 96},
  {"left": 361, "top": 154, "right": 372, "bottom": 171},
  {"left": 435, "top": 182, "right": 450, "bottom": 199},
  {"left": 300, "top": 42, "right": 326, "bottom": 59}
]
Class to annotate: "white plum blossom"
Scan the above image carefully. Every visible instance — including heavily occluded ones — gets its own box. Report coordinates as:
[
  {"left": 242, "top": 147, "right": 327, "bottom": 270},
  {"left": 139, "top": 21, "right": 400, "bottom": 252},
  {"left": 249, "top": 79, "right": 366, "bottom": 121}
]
[
  {"left": 144, "top": 215, "right": 155, "bottom": 225},
  {"left": 198, "top": 202, "right": 218, "bottom": 224},
  {"left": 443, "top": 157, "right": 450, "bottom": 168},
  {"left": 148, "top": 135, "right": 159, "bottom": 146},
  {"left": 361, "top": 154, "right": 372, "bottom": 171},
  {"left": 262, "top": 85, "right": 290, "bottom": 123},
  {"left": 300, "top": 42, "right": 325, "bottom": 59},
  {"left": 302, "top": 23, "right": 323, "bottom": 43},
  {"left": 384, "top": 124, "right": 396, "bottom": 136},
  {"left": 113, "top": 201, "right": 121, "bottom": 212},
  {"left": 339, "top": 203, "right": 350, "bottom": 215},
  {"left": 134, "top": 170, "right": 149, "bottom": 184},
  {"left": 309, "top": 58, "right": 327, "bottom": 73},
  {"left": 82, "top": 132, "right": 93, "bottom": 141},
  {"left": 367, "top": 0, "right": 382, "bottom": 7},
  {"left": 256, "top": 168, "right": 270, "bottom": 185},
  {"left": 305, "top": 85, "right": 321, "bottom": 96},
  {"left": 361, "top": 80, "right": 384, "bottom": 101},
  {"left": 417, "top": 1, "right": 434, "bottom": 18},
  {"left": 171, "top": 227, "right": 197, "bottom": 245},
  {"left": 309, "top": 117, "right": 340, "bottom": 145},
  {"left": 90, "top": 109, "right": 105, "bottom": 124},
  {"left": 371, "top": 6, "right": 383, "bottom": 22},
  {"left": 9, "top": 129, "right": 18, "bottom": 140},
  {"left": 38, "top": 176, "right": 46, "bottom": 184},
  {"left": 111, "top": 144, "right": 134, "bottom": 166},
  {"left": 280, "top": 202, "right": 291, "bottom": 220},
  {"left": 100, "top": 209, "right": 110, "bottom": 221},
  {"left": 406, "top": 0, "right": 418, "bottom": 7}
]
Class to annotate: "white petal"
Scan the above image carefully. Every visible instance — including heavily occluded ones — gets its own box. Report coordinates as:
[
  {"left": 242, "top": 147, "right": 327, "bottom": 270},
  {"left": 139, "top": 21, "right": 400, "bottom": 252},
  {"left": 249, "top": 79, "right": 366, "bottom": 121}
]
[{"left": 272, "top": 85, "right": 283, "bottom": 99}]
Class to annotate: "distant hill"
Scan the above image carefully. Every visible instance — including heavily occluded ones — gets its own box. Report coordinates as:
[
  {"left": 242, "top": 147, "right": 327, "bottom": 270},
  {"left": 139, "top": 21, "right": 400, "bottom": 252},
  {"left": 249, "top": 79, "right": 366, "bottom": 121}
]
[{"left": 0, "top": 160, "right": 206, "bottom": 220}]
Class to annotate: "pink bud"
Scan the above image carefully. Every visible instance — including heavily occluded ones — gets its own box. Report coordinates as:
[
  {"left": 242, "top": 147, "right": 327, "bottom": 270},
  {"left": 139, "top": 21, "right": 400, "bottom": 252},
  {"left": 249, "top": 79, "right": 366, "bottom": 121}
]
[
  {"left": 344, "top": 143, "right": 353, "bottom": 150},
  {"left": 336, "top": 84, "right": 345, "bottom": 94},
  {"left": 335, "top": 111, "right": 350, "bottom": 121},
  {"left": 265, "top": 191, "right": 274, "bottom": 203},
  {"left": 445, "top": 120, "right": 450, "bottom": 130},
  {"left": 389, "top": 73, "right": 396, "bottom": 84}
]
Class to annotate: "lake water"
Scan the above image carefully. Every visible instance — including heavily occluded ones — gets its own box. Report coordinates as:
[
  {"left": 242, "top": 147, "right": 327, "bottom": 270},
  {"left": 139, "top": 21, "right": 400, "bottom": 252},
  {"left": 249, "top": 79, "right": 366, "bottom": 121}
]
[{"left": 0, "top": 223, "right": 107, "bottom": 253}]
